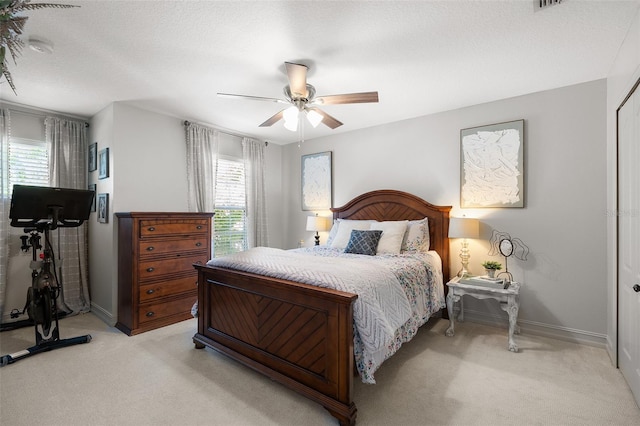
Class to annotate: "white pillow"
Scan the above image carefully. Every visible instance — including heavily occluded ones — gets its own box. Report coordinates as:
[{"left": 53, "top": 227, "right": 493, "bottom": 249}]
[
  {"left": 370, "top": 221, "right": 408, "bottom": 254},
  {"left": 330, "top": 219, "right": 377, "bottom": 249},
  {"left": 401, "top": 217, "right": 430, "bottom": 252},
  {"left": 326, "top": 220, "right": 340, "bottom": 245}
]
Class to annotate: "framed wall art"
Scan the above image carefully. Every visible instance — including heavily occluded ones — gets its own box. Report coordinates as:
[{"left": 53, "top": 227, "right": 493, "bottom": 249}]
[
  {"left": 88, "top": 142, "right": 97, "bottom": 172},
  {"left": 97, "top": 193, "right": 109, "bottom": 223},
  {"left": 301, "top": 151, "right": 332, "bottom": 211},
  {"left": 88, "top": 184, "right": 96, "bottom": 212},
  {"left": 98, "top": 147, "right": 109, "bottom": 179},
  {"left": 460, "top": 119, "right": 525, "bottom": 208}
]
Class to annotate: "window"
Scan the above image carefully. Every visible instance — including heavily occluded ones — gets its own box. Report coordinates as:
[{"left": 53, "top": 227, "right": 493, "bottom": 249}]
[
  {"left": 4, "top": 137, "right": 49, "bottom": 195},
  {"left": 213, "top": 157, "right": 246, "bottom": 257}
]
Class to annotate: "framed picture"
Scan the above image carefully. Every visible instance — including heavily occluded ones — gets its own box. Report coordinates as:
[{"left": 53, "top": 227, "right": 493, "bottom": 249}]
[
  {"left": 88, "top": 142, "right": 97, "bottom": 172},
  {"left": 88, "top": 184, "right": 96, "bottom": 212},
  {"left": 460, "top": 119, "right": 525, "bottom": 208},
  {"left": 97, "top": 193, "right": 109, "bottom": 223},
  {"left": 301, "top": 151, "right": 332, "bottom": 211},
  {"left": 98, "top": 148, "right": 109, "bottom": 180}
]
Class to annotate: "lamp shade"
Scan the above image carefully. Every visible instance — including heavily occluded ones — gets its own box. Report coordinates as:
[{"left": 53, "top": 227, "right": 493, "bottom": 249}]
[
  {"left": 306, "top": 216, "right": 330, "bottom": 232},
  {"left": 448, "top": 217, "right": 479, "bottom": 239}
]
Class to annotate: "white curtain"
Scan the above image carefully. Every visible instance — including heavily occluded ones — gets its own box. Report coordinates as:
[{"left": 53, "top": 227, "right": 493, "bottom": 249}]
[
  {"left": 185, "top": 122, "right": 218, "bottom": 213},
  {"left": 0, "top": 109, "right": 10, "bottom": 320},
  {"left": 242, "top": 138, "right": 268, "bottom": 248},
  {"left": 45, "top": 117, "right": 90, "bottom": 314}
]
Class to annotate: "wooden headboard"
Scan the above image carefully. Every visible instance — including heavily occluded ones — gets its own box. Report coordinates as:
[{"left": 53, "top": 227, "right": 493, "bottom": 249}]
[{"left": 331, "top": 189, "right": 452, "bottom": 281}]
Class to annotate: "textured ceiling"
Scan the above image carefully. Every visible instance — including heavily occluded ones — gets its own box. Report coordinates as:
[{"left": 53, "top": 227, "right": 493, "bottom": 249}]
[{"left": 2, "top": 0, "right": 639, "bottom": 144}]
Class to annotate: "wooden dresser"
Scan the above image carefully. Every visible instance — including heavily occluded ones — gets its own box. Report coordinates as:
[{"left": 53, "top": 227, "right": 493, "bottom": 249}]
[{"left": 115, "top": 212, "right": 213, "bottom": 335}]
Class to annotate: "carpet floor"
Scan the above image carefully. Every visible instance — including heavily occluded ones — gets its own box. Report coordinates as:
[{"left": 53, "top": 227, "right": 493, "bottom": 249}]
[{"left": 1, "top": 313, "right": 638, "bottom": 425}]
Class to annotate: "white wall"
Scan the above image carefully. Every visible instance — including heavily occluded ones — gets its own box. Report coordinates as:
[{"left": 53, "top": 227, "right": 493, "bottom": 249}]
[
  {"left": 283, "top": 79, "right": 608, "bottom": 345},
  {"left": 606, "top": 10, "right": 640, "bottom": 361},
  {"left": 88, "top": 103, "right": 284, "bottom": 325},
  {"left": 88, "top": 104, "right": 115, "bottom": 322}
]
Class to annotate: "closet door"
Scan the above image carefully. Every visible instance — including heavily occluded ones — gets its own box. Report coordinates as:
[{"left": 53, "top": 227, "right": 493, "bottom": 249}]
[{"left": 617, "top": 77, "right": 640, "bottom": 408}]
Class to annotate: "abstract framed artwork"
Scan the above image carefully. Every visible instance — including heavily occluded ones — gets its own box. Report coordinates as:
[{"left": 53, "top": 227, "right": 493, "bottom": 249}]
[
  {"left": 460, "top": 119, "right": 525, "bottom": 208},
  {"left": 88, "top": 142, "right": 97, "bottom": 172},
  {"left": 301, "top": 151, "right": 332, "bottom": 211},
  {"left": 98, "top": 147, "right": 109, "bottom": 180},
  {"left": 97, "top": 193, "right": 109, "bottom": 223}
]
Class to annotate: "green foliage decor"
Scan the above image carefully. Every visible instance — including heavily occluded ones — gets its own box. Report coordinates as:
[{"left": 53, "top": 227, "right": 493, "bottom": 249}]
[
  {"left": 481, "top": 260, "right": 502, "bottom": 270},
  {"left": 0, "top": 0, "right": 78, "bottom": 94}
]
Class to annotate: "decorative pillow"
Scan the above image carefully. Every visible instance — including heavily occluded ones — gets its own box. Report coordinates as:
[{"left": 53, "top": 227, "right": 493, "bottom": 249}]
[
  {"left": 401, "top": 217, "right": 430, "bottom": 252},
  {"left": 370, "top": 220, "right": 408, "bottom": 254},
  {"left": 344, "top": 230, "right": 383, "bottom": 256},
  {"left": 330, "top": 219, "right": 378, "bottom": 249}
]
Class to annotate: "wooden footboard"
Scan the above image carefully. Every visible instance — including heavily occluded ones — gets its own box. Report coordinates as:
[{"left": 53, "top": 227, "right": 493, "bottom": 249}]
[{"left": 193, "top": 264, "right": 359, "bottom": 425}]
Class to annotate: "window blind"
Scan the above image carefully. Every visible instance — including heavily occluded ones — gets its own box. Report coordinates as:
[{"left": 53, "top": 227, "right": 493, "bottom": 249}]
[
  {"left": 6, "top": 137, "right": 49, "bottom": 195},
  {"left": 214, "top": 158, "right": 246, "bottom": 257}
]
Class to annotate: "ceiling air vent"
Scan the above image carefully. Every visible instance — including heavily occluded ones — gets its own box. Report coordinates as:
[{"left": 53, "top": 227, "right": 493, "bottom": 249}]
[{"left": 534, "top": 0, "right": 563, "bottom": 11}]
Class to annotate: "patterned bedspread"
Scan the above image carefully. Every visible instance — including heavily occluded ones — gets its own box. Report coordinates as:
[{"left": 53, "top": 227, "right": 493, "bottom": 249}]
[{"left": 206, "top": 246, "right": 445, "bottom": 384}]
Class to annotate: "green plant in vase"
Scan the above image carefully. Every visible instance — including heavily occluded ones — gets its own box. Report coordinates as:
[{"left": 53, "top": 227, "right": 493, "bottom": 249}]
[{"left": 481, "top": 260, "right": 502, "bottom": 278}]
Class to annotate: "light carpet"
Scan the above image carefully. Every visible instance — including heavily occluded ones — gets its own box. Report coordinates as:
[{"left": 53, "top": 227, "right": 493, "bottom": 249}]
[{"left": 0, "top": 313, "right": 638, "bottom": 425}]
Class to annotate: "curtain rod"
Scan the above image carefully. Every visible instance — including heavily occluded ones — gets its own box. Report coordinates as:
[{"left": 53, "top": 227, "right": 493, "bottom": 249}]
[
  {"left": 183, "top": 120, "right": 268, "bottom": 146},
  {"left": 2, "top": 102, "right": 90, "bottom": 127}
]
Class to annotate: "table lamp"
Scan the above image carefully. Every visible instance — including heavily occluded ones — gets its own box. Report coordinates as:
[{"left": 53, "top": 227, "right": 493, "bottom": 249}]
[
  {"left": 448, "top": 217, "right": 480, "bottom": 278},
  {"left": 306, "top": 214, "right": 330, "bottom": 246}
]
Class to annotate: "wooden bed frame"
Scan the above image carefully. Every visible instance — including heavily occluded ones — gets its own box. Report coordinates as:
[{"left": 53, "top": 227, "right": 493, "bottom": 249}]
[{"left": 193, "top": 190, "right": 451, "bottom": 425}]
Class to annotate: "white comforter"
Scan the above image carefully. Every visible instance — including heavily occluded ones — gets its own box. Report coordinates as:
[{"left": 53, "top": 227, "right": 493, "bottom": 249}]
[{"left": 206, "top": 246, "right": 444, "bottom": 383}]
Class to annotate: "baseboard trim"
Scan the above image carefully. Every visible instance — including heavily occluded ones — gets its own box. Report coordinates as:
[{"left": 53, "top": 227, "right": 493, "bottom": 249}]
[
  {"left": 459, "top": 308, "right": 607, "bottom": 348},
  {"left": 89, "top": 302, "right": 116, "bottom": 327}
]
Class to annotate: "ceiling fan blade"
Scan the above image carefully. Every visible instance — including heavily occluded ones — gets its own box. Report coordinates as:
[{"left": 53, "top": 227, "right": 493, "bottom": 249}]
[
  {"left": 218, "top": 93, "right": 288, "bottom": 104},
  {"left": 309, "top": 107, "right": 343, "bottom": 129},
  {"left": 314, "top": 91, "right": 379, "bottom": 105},
  {"left": 285, "top": 62, "right": 308, "bottom": 98},
  {"left": 259, "top": 110, "right": 285, "bottom": 127}
]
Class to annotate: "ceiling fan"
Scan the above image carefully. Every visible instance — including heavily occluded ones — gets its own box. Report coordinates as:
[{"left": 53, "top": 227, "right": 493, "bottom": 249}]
[{"left": 218, "top": 62, "right": 379, "bottom": 131}]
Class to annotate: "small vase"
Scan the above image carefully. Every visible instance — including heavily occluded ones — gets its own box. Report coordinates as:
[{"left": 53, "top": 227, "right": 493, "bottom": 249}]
[{"left": 486, "top": 269, "right": 496, "bottom": 278}]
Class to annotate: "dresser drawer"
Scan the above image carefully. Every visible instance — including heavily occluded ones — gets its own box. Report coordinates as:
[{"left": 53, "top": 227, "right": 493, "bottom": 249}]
[
  {"left": 139, "top": 220, "right": 209, "bottom": 238},
  {"left": 139, "top": 275, "right": 199, "bottom": 302},
  {"left": 139, "top": 238, "right": 209, "bottom": 257},
  {"left": 138, "top": 254, "right": 207, "bottom": 281},
  {"left": 138, "top": 295, "right": 196, "bottom": 325}
]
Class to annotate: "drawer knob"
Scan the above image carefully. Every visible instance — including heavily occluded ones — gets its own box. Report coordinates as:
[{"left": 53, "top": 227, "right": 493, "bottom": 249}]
[
  {"left": 195, "top": 242, "right": 202, "bottom": 247},
  {"left": 146, "top": 246, "right": 155, "bottom": 251},
  {"left": 146, "top": 311, "right": 154, "bottom": 317},
  {"left": 146, "top": 289, "right": 155, "bottom": 295},
  {"left": 147, "top": 226, "right": 155, "bottom": 232},
  {"left": 146, "top": 267, "right": 155, "bottom": 273},
  {"left": 196, "top": 225, "right": 203, "bottom": 230}
]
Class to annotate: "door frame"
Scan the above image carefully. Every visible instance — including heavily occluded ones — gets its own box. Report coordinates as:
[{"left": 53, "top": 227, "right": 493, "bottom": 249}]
[{"left": 616, "top": 75, "right": 640, "bottom": 367}]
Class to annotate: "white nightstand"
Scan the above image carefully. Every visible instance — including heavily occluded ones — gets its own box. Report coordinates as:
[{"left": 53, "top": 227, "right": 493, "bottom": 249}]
[{"left": 445, "top": 276, "right": 522, "bottom": 352}]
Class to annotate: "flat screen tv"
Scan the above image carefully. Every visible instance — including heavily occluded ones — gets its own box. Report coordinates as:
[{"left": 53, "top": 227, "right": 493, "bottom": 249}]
[{"left": 9, "top": 185, "right": 94, "bottom": 229}]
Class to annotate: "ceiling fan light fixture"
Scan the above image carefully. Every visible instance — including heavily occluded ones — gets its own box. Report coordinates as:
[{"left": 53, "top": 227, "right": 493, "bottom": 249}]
[
  {"left": 305, "top": 109, "right": 323, "bottom": 128},
  {"left": 219, "top": 61, "right": 378, "bottom": 132},
  {"left": 283, "top": 106, "right": 299, "bottom": 131},
  {"left": 284, "top": 119, "right": 298, "bottom": 132}
]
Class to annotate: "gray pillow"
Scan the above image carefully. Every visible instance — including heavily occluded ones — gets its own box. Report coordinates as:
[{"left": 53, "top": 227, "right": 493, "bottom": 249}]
[{"left": 344, "top": 230, "right": 383, "bottom": 256}]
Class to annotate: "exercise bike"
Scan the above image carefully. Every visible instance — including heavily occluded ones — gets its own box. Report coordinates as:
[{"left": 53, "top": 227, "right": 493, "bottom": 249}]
[{"left": 1, "top": 185, "right": 94, "bottom": 367}]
